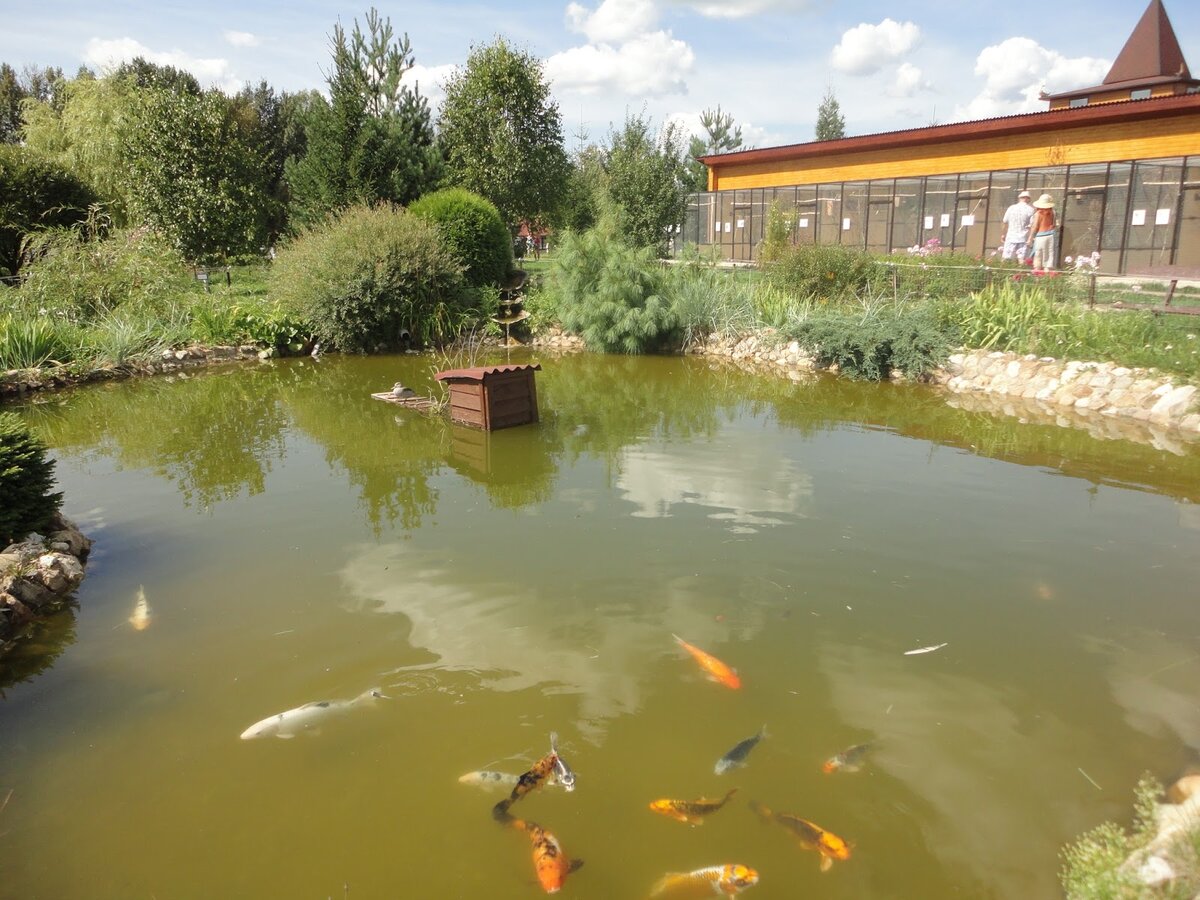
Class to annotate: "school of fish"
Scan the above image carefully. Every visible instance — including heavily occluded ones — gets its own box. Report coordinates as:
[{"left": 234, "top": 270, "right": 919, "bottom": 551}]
[{"left": 236, "top": 631, "right": 874, "bottom": 893}]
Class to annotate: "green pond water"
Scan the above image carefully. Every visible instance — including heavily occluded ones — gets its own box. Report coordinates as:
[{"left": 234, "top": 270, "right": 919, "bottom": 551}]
[{"left": 2, "top": 352, "right": 1200, "bottom": 899}]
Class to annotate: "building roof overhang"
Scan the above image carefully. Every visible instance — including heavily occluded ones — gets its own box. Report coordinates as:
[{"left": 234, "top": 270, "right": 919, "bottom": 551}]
[{"left": 698, "top": 93, "right": 1200, "bottom": 170}]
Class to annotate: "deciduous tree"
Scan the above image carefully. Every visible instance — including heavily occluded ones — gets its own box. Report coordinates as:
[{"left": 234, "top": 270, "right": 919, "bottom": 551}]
[
  {"left": 437, "top": 38, "right": 570, "bottom": 231},
  {"left": 602, "top": 112, "right": 688, "bottom": 256}
]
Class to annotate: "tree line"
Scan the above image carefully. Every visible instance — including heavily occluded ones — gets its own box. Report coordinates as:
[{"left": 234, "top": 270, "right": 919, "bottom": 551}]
[{"left": 0, "top": 7, "right": 768, "bottom": 277}]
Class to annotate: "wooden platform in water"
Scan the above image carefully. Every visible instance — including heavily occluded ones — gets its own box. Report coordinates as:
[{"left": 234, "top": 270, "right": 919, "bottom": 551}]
[{"left": 370, "top": 392, "right": 439, "bottom": 412}]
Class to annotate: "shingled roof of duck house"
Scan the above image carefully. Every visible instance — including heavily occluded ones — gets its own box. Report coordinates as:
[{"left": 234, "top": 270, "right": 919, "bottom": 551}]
[
  {"left": 1042, "top": 0, "right": 1200, "bottom": 107},
  {"left": 434, "top": 364, "right": 542, "bottom": 430}
]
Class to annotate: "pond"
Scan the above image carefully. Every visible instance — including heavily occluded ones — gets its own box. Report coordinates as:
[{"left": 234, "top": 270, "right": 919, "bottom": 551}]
[{"left": 2, "top": 352, "right": 1199, "bottom": 899}]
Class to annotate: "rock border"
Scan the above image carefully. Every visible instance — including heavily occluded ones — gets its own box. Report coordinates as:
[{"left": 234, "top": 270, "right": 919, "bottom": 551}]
[
  {"left": 685, "top": 330, "right": 1200, "bottom": 436},
  {"left": 0, "top": 512, "right": 92, "bottom": 654},
  {"left": 1, "top": 345, "right": 267, "bottom": 401}
]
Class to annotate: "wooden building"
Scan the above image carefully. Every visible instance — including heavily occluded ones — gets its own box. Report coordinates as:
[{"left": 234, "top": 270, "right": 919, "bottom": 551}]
[
  {"left": 688, "top": 0, "right": 1200, "bottom": 274},
  {"left": 434, "top": 364, "right": 541, "bottom": 431}
]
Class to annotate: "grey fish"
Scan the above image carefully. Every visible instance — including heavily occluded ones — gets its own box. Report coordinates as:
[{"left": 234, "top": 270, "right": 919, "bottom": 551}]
[
  {"left": 550, "top": 731, "right": 577, "bottom": 792},
  {"left": 715, "top": 726, "right": 767, "bottom": 775}
]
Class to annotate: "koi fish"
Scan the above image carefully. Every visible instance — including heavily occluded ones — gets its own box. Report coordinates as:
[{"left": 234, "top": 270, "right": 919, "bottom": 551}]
[
  {"left": 673, "top": 634, "right": 741, "bottom": 689},
  {"left": 650, "top": 863, "right": 759, "bottom": 897},
  {"left": 649, "top": 788, "right": 738, "bottom": 825},
  {"left": 550, "top": 731, "right": 576, "bottom": 792},
  {"left": 458, "top": 770, "right": 565, "bottom": 791},
  {"left": 823, "top": 742, "right": 872, "bottom": 774},
  {"left": 750, "top": 801, "right": 851, "bottom": 872},
  {"left": 239, "top": 688, "right": 387, "bottom": 739},
  {"left": 129, "top": 586, "right": 152, "bottom": 631},
  {"left": 493, "top": 747, "right": 559, "bottom": 820},
  {"left": 508, "top": 816, "right": 582, "bottom": 894},
  {"left": 715, "top": 727, "right": 767, "bottom": 775}
]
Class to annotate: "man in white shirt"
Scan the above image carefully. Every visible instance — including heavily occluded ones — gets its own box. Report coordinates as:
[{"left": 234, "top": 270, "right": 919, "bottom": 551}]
[{"left": 1001, "top": 190, "right": 1035, "bottom": 262}]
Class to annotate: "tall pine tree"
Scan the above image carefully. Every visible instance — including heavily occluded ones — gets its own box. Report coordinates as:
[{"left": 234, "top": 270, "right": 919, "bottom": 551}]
[
  {"left": 815, "top": 88, "right": 846, "bottom": 141},
  {"left": 286, "top": 8, "right": 440, "bottom": 227}
]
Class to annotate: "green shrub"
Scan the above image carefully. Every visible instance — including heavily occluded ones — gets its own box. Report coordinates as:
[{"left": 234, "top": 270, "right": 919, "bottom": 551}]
[
  {"left": 0, "top": 413, "right": 64, "bottom": 546},
  {"left": 270, "top": 204, "right": 469, "bottom": 352},
  {"left": 408, "top": 188, "right": 514, "bottom": 288},
  {"left": 16, "top": 218, "right": 193, "bottom": 324},
  {"left": 757, "top": 199, "right": 794, "bottom": 264},
  {"left": 787, "top": 303, "right": 953, "bottom": 380},
  {"left": 0, "top": 145, "right": 97, "bottom": 278},
  {"left": 551, "top": 227, "right": 674, "bottom": 353},
  {"left": 0, "top": 315, "right": 76, "bottom": 369},
  {"left": 764, "top": 243, "right": 880, "bottom": 301}
]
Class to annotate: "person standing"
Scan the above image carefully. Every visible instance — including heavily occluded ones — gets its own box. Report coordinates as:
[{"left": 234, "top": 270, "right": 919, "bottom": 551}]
[
  {"left": 1028, "top": 194, "right": 1057, "bottom": 271},
  {"left": 1001, "top": 190, "right": 1035, "bottom": 262}
]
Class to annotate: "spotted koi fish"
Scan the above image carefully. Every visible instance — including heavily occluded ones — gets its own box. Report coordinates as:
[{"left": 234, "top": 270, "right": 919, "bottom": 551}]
[
  {"left": 649, "top": 788, "right": 738, "bottom": 826},
  {"left": 550, "top": 731, "right": 576, "bottom": 792},
  {"left": 822, "top": 742, "right": 872, "bottom": 774},
  {"left": 508, "top": 816, "right": 582, "bottom": 894},
  {"left": 458, "top": 769, "right": 565, "bottom": 791},
  {"left": 650, "top": 863, "right": 759, "bottom": 897},
  {"left": 750, "top": 801, "right": 851, "bottom": 872},
  {"left": 492, "top": 749, "right": 559, "bottom": 821},
  {"left": 673, "top": 634, "right": 741, "bottom": 690}
]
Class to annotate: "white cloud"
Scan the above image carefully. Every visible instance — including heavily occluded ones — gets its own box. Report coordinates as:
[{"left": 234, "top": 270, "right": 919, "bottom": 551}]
[
  {"left": 403, "top": 62, "right": 457, "bottom": 112},
  {"left": 548, "top": 30, "right": 694, "bottom": 96},
  {"left": 831, "top": 19, "right": 920, "bottom": 75},
  {"left": 956, "top": 37, "right": 1109, "bottom": 119},
  {"left": 84, "top": 36, "right": 239, "bottom": 91},
  {"left": 222, "top": 30, "right": 259, "bottom": 48},
  {"left": 888, "top": 62, "right": 931, "bottom": 98},
  {"left": 566, "top": 0, "right": 659, "bottom": 44},
  {"left": 667, "top": 0, "right": 813, "bottom": 17}
]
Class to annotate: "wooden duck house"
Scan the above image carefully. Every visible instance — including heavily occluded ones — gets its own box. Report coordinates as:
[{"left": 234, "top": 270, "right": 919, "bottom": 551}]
[{"left": 434, "top": 364, "right": 541, "bottom": 431}]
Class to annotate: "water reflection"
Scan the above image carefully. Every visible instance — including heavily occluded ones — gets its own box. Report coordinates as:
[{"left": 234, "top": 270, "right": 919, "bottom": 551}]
[
  {"left": 617, "top": 442, "right": 813, "bottom": 532},
  {"left": 819, "top": 641, "right": 1090, "bottom": 899}
]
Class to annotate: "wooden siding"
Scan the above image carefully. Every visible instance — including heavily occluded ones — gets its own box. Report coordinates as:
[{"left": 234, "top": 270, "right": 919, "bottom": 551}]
[
  {"left": 709, "top": 114, "right": 1200, "bottom": 191},
  {"left": 444, "top": 369, "right": 539, "bottom": 431},
  {"left": 1048, "top": 84, "right": 1182, "bottom": 109}
]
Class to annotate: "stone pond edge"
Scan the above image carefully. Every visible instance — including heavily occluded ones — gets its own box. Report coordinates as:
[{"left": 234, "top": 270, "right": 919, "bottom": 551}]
[{"left": 1, "top": 512, "right": 91, "bottom": 653}]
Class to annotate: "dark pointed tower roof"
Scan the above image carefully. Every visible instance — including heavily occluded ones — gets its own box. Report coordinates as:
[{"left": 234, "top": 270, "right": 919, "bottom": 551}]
[
  {"left": 1043, "top": 0, "right": 1198, "bottom": 103},
  {"left": 1104, "top": 0, "right": 1191, "bottom": 83}
]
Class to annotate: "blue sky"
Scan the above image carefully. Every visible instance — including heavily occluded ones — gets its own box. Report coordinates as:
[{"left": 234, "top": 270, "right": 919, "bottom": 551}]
[{"left": 2, "top": 0, "right": 1197, "bottom": 150}]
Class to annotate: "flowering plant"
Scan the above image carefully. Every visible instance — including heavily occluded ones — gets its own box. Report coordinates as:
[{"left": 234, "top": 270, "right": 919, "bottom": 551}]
[
  {"left": 1065, "top": 251, "right": 1101, "bottom": 273},
  {"left": 906, "top": 237, "right": 943, "bottom": 257}
]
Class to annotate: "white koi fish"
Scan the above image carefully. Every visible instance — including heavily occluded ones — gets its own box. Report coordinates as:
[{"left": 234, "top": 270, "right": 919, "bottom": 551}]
[
  {"left": 129, "top": 586, "right": 152, "bottom": 631},
  {"left": 458, "top": 770, "right": 566, "bottom": 791},
  {"left": 239, "top": 687, "right": 387, "bottom": 740}
]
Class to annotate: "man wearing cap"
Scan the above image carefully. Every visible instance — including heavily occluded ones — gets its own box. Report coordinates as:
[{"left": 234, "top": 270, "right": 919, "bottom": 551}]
[
  {"left": 1027, "top": 193, "right": 1057, "bottom": 271},
  {"left": 1000, "top": 190, "right": 1035, "bottom": 263}
]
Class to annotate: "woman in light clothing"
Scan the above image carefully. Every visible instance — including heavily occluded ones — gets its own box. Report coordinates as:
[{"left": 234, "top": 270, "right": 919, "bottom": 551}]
[{"left": 1028, "top": 194, "right": 1057, "bottom": 271}]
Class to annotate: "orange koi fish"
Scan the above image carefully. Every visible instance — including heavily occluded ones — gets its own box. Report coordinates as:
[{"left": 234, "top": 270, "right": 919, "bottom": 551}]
[
  {"left": 750, "top": 801, "right": 851, "bottom": 872},
  {"left": 672, "top": 634, "right": 741, "bottom": 690},
  {"left": 509, "top": 816, "right": 582, "bottom": 894},
  {"left": 822, "top": 742, "right": 872, "bottom": 774},
  {"left": 493, "top": 748, "right": 559, "bottom": 821},
  {"left": 649, "top": 788, "right": 738, "bottom": 826},
  {"left": 650, "top": 863, "right": 759, "bottom": 897}
]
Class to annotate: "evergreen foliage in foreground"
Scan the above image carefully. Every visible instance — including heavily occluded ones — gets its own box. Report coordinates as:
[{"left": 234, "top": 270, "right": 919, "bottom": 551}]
[
  {"left": 551, "top": 226, "right": 675, "bottom": 353},
  {"left": 270, "top": 204, "right": 469, "bottom": 353},
  {"left": 0, "top": 413, "right": 63, "bottom": 546},
  {"left": 408, "top": 188, "right": 514, "bottom": 288}
]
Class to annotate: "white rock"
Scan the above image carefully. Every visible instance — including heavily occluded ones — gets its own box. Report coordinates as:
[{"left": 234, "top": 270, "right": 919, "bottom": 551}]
[{"left": 1136, "top": 855, "right": 1174, "bottom": 886}]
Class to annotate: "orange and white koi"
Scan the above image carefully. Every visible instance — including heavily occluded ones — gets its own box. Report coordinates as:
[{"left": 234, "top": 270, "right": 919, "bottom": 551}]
[
  {"left": 650, "top": 863, "right": 759, "bottom": 897},
  {"left": 822, "top": 742, "right": 872, "bottom": 774},
  {"left": 649, "top": 788, "right": 738, "bottom": 825},
  {"left": 493, "top": 748, "right": 559, "bottom": 821},
  {"left": 750, "top": 801, "right": 851, "bottom": 872},
  {"left": 508, "top": 816, "right": 582, "bottom": 894},
  {"left": 672, "top": 634, "right": 741, "bottom": 690}
]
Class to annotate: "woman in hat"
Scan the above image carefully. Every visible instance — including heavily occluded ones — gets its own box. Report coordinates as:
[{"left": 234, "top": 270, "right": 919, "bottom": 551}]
[{"left": 1027, "top": 193, "right": 1057, "bottom": 271}]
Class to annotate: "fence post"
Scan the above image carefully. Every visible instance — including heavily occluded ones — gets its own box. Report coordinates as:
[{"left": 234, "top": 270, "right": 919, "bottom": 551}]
[{"left": 1088, "top": 273, "right": 1096, "bottom": 308}]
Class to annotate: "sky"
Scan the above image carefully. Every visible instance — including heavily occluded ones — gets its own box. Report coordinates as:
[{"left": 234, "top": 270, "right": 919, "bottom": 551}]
[{"left": 2, "top": 0, "right": 1198, "bottom": 152}]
